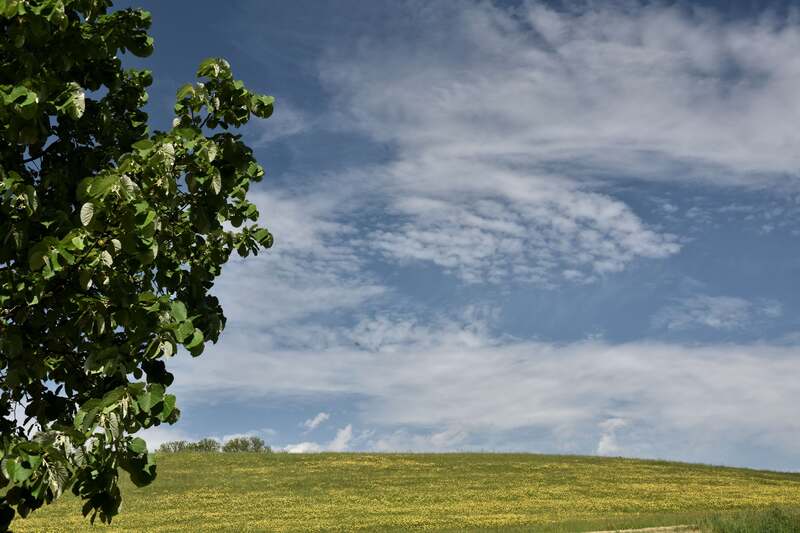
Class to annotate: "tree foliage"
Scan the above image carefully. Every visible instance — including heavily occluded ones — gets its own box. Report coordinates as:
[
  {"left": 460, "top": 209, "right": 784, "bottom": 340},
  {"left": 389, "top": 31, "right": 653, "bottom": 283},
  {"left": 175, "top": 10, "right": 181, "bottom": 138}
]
[
  {"left": 0, "top": 0, "right": 274, "bottom": 528},
  {"left": 221, "top": 436, "right": 267, "bottom": 453},
  {"left": 157, "top": 438, "right": 221, "bottom": 453},
  {"left": 157, "top": 437, "right": 271, "bottom": 454}
]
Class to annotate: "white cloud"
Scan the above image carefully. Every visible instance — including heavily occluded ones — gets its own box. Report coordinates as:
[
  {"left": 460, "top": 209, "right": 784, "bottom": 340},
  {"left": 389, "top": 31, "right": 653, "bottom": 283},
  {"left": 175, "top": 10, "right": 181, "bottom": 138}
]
[
  {"left": 370, "top": 426, "right": 469, "bottom": 452},
  {"left": 245, "top": 99, "right": 309, "bottom": 146},
  {"left": 139, "top": 425, "right": 194, "bottom": 450},
  {"left": 283, "top": 441, "right": 322, "bottom": 453},
  {"left": 219, "top": 429, "right": 276, "bottom": 444},
  {"left": 596, "top": 418, "right": 628, "bottom": 456},
  {"left": 328, "top": 424, "right": 353, "bottom": 452},
  {"left": 164, "top": 2, "right": 800, "bottom": 471},
  {"left": 171, "top": 315, "right": 800, "bottom": 467},
  {"left": 367, "top": 186, "right": 679, "bottom": 284},
  {"left": 284, "top": 424, "right": 353, "bottom": 453},
  {"left": 219, "top": 2, "right": 800, "bottom": 301},
  {"left": 304, "top": 2, "right": 800, "bottom": 283},
  {"left": 213, "top": 189, "right": 386, "bottom": 331},
  {"left": 653, "top": 295, "right": 783, "bottom": 331},
  {"left": 303, "top": 412, "right": 330, "bottom": 432},
  {"left": 140, "top": 426, "right": 278, "bottom": 451},
  {"left": 325, "top": 3, "right": 800, "bottom": 184}
]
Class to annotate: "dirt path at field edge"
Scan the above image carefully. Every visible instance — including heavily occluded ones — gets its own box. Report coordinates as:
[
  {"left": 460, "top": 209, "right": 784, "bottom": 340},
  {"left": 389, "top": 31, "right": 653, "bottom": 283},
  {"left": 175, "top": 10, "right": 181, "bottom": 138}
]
[{"left": 586, "top": 526, "right": 697, "bottom": 533}]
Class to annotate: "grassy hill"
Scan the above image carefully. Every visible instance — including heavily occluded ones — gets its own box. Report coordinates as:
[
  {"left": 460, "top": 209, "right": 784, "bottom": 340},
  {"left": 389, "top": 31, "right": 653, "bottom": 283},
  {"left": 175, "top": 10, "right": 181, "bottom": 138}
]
[{"left": 10, "top": 452, "right": 800, "bottom": 532}]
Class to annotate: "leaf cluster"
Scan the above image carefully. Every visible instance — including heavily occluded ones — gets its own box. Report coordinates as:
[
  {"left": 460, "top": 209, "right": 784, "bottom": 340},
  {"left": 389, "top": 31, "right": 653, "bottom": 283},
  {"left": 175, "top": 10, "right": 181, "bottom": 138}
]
[{"left": 0, "top": 0, "right": 274, "bottom": 528}]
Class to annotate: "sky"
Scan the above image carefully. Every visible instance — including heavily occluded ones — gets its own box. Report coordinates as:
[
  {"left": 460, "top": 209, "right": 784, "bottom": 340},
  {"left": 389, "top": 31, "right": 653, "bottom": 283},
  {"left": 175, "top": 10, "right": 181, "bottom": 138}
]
[{"left": 124, "top": 0, "right": 800, "bottom": 471}]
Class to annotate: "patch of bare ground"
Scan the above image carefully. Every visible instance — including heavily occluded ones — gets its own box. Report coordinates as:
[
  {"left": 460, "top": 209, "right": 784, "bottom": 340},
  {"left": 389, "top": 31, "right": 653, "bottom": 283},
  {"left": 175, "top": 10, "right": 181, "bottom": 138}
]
[{"left": 587, "top": 526, "right": 697, "bottom": 533}]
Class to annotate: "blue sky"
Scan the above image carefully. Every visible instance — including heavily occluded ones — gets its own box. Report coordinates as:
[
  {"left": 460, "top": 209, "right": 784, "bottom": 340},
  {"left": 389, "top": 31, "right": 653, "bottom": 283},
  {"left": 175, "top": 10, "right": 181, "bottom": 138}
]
[{"left": 126, "top": 0, "right": 800, "bottom": 470}]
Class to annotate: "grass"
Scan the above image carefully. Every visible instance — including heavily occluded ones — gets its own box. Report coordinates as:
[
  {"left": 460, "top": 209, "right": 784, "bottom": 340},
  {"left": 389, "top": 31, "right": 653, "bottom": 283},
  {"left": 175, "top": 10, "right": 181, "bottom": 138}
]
[
  {"left": 699, "top": 506, "right": 800, "bottom": 532},
  {"left": 9, "top": 452, "right": 800, "bottom": 532}
]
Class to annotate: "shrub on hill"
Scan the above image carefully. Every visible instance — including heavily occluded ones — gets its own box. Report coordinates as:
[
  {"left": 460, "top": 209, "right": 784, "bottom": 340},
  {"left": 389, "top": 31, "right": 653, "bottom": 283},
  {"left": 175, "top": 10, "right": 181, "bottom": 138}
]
[
  {"left": 222, "top": 436, "right": 269, "bottom": 453},
  {"left": 158, "top": 437, "right": 271, "bottom": 453},
  {"left": 158, "top": 438, "right": 220, "bottom": 453}
]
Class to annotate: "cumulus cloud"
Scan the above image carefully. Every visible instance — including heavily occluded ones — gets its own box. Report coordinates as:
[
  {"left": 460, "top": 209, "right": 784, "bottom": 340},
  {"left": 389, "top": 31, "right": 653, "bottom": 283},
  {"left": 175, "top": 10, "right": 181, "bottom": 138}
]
[
  {"left": 653, "top": 295, "right": 783, "bottom": 331},
  {"left": 303, "top": 412, "right": 330, "bottom": 432},
  {"left": 139, "top": 425, "right": 194, "bottom": 450},
  {"left": 283, "top": 441, "right": 322, "bottom": 454},
  {"left": 284, "top": 424, "right": 353, "bottom": 453},
  {"left": 328, "top": 424, "right": 353, "bottom": 452},
  {"left": 596, "top": 418, "right": 628, "bottom": 456}
]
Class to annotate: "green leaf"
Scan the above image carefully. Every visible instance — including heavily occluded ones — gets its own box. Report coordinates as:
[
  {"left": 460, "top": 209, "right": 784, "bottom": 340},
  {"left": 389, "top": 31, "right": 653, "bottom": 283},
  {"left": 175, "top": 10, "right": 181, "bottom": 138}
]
[
  {"left": 185, "top": 328, "right": 204, "bottom": 350},
  {"left": 136, "top": 392, "right": 152, "bottom": 413},
  {"left": 76, "top": 398, "right": 102, "bottom": 432},
  {"left": 0, "top": 11, "right": 274, "bottom": 517},
  {"left": 159, "top": 395, "right": 177, "bottom": 420},
  {"left": 100, "top": 387, "right": 126, "bottom": 410},
  {"left": 253, "top": 228, "right": 273, "bottom": 248},
  {"left": 79, "top": 202, "right": 94, "bottom": 226},
  {"left": 170, "top": 301, "right": 187, "bottom": 322},
  {"left": 2, "top": 459, "right": 33, "bottom": 483},
  {"left": 132, "top": 139, "right": 154, "bottom": 153},
  {"left": 250, "top": 94, "right": 275, "bottom": 118},
  {"left": 175, "top": 320, "right": 194, "bottom": 343},
  {"left": 176, "top": 83, "right": 194, "bottom": 100},
  {"left": 127, "top": 438, "right": 147, "bottom": 455},
  {"left": 149, "top": 384, "right": 165, "bottom": 405}
]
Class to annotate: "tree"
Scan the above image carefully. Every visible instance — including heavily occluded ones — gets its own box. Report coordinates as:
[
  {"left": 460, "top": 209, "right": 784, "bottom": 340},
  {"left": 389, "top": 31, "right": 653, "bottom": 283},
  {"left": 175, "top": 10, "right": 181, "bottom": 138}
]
[
  {"left": 221, "top": 436, "right": 268, "bottom": 453},
  {"left": 191, "top": 438, "right": 223, "bottom": 453},
  {"left": 157, "top": 438, "right": 221, "bottom": 453},
  {"left": 0, "top": 0, "right": 274, "bottom": 528}
]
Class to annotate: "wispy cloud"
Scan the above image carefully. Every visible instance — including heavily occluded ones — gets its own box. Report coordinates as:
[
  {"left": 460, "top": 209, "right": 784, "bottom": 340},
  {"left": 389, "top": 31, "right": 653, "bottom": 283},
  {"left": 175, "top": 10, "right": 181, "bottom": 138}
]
[
  {"left": 171, "top": 314, "right": 800, "bottom": 467},
  {"left": 324, "top": 3, "right": 800, "bottom": 184},
  {"left": 653, "top": 295, "right": 783, "bottom": 331},
  {"left": 245, "top": 99, "right": 309, "bottom": 147},
  {"left": 370, "top": 426, "right": 470, "bottom": 452},
  {"left": 303, "top": 412, "right": 330, "bottom": 432},
  {"left": 213, "top": 189, "right": 386, "bottom": 332},
  {"left": 307, "top": 2, "right": 800, "bottom": 284},
  {"left": 232, "top": 2, "right": 800, "bottom": 290}
]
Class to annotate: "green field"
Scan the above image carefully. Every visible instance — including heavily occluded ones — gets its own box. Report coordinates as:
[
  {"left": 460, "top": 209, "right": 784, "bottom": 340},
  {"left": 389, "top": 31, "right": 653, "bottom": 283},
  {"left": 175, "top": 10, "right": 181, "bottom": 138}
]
[{"left": 10, "top": 453, "right": 800, "bottom": 532}]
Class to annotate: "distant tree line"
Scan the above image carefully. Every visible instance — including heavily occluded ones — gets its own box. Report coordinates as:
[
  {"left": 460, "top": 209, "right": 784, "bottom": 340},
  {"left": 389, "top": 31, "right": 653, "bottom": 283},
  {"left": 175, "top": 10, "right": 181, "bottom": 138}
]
[{"left": 158, "top": 436, "right": 271, "bottom": 453}]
